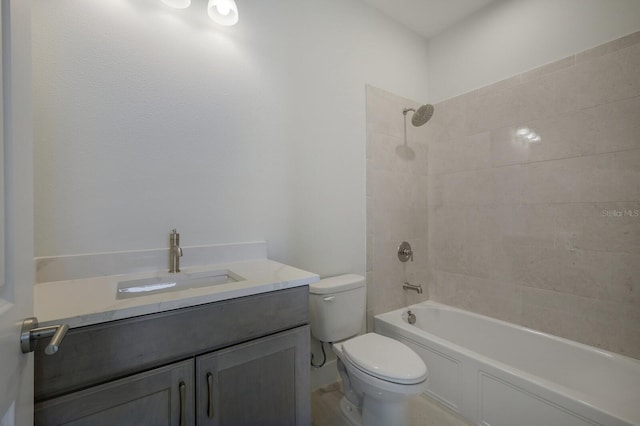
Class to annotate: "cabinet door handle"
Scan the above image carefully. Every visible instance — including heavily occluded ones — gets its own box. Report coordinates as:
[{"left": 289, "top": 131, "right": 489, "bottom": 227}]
[
  {"left": 207, "top": 372, "right": 214, "bottom": 419},
  {"left": 179, "top": 381, "right": 186, "bottom": 426}
]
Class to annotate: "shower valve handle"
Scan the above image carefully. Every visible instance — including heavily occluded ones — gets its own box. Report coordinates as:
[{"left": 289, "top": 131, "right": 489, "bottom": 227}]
[{"left": 398, "top": 241, "right": 413, "bottom": 262}]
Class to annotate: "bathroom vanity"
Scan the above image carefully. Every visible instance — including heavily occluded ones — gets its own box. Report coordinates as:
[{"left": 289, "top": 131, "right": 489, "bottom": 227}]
[{"left": 32, "top": 250, "right": 318, "bottom": 426}]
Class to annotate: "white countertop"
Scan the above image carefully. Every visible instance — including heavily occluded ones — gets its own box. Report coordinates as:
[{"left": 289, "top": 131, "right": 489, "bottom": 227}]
[{"left": 35, "top": 259, "right": 319, "bottom": 328}]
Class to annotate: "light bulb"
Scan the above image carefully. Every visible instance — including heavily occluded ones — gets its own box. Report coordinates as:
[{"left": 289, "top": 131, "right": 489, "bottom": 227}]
[
  {"left": 161, "top": 0, "right": 191, "bottom": 9},
  {"left": 216, "top": 0, "right": 231, "bottom": 15},
  {"left": 525, "top": 132, "right": 541, "bottom": 143},
  {"left": 208, "top": 0, "right": 239, "bottom": 26}
]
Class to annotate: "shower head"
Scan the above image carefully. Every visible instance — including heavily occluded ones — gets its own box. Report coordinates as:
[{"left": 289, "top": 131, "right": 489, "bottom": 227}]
[{"left": 403, "top": 104, "right": 435, "bottom": 127}]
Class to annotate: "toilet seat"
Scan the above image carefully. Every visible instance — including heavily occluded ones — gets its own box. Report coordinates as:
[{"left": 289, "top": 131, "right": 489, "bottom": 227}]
[{"left": 341, "top": 333, "right": 427, "bottom": 385}]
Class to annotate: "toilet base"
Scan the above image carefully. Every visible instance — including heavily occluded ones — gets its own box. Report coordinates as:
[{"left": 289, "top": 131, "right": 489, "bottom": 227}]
[
  {"left": 339, "top": 394, "right": 411, "bottom": 426},
  {"left": 340, "top": 396, "right": 361, "bottom": 426},
  {"left": 361, "top": 396, "right": 410, "bottom": 426}
]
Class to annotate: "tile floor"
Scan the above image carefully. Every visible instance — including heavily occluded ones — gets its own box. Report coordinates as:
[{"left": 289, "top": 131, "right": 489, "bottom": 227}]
[{"left": 311, "top": 382, "right": 472, "bottom": 426}]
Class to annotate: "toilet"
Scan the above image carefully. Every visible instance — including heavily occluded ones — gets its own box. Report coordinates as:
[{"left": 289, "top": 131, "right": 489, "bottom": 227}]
[{"left": 309, "top": 274, "right": 427, "bottom": 426}]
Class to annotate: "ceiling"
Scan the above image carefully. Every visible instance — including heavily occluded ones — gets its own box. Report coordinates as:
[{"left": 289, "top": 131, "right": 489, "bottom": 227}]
[{"left": 361, "top": 0, "right": 498, "bottom": 39}]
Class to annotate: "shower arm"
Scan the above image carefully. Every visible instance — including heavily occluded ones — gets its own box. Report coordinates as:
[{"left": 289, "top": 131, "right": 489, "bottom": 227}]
[{"left": 402, "top": 110, "right": 409, "bottom": 146}]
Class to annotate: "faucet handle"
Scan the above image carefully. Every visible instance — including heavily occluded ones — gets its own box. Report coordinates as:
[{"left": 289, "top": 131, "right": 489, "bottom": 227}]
[{"left": 398, "top": 241, "right": 413, "bottom": 262}]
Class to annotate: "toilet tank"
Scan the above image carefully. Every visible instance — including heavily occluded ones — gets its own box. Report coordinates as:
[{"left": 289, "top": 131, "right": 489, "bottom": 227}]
[{"left": 309, "top": 274, "right": 366, "bottom": 343}]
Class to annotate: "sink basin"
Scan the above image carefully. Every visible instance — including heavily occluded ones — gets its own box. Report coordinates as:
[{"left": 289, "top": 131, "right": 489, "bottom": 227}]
[{"left": 116, "top": 269, "right": 245, "bottom": 299}]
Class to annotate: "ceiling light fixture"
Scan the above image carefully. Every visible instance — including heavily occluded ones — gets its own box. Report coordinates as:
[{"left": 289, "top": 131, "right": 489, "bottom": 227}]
[
  {"left": 161, "top": 0, "right": 191, "bottom": 9},
  {"left": 160, "top": 0, "right": 239, "bottom": 26},
  {"left": 207, "top": 0, "right": 239, "bottom": 26}
]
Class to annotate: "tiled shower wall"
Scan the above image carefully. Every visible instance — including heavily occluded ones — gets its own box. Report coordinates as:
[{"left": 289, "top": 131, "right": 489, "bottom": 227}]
[
  {"left": 365, "top": 85, "right": 429, "bottom": 329},
  {"left": 427, "top": 31, "right": 640, "bottom": 359}
]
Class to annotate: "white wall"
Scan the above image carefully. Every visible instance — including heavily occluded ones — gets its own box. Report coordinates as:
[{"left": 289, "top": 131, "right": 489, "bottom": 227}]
[
  {"left": 32, "top": 0, "right": 430, "bottom": 276},
  {"left": 427, "top": 0, "right": 640, "bottom": 102}
]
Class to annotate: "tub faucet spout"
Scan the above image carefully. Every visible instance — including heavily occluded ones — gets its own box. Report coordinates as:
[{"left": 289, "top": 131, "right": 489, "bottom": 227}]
[
  {"left": 169, "top": 228, "right": 183, "bottom": 273},
  {"left": 403, "top": 282, "right": 423, "bottom": 294}
]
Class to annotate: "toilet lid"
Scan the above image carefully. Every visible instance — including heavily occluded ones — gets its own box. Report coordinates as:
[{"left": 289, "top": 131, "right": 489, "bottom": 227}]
[{"left": 341, "top": 333, "right": 427, "bottom": 385}]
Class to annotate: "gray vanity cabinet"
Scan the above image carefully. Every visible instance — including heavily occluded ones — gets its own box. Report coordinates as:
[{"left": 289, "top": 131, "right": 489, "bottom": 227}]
[
  {"left": 34, "top": 286, "right": 311, "bottom": 426},
  {"left": 35, "top": 359, "right": 195, "bottom": 426},
  {"left": 196, "top": 326, "right": 309, "bottom": 426}
]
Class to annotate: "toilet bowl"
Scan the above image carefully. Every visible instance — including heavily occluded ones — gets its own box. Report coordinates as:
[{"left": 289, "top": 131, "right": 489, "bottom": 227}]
[
  {"left": 333, "top": 333, "right": 427, "bottom": 426},
  {"left": 308, "top": 274, "right": 428, "bottom": 426}
]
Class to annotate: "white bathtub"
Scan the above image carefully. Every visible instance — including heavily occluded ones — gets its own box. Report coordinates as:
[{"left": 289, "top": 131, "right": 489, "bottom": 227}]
[{"left": 375, "top": 301, "right": 640, "bottom": 426}]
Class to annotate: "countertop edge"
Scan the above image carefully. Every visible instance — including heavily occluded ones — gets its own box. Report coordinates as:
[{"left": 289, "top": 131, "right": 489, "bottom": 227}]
[
  {"left": 35, "top": 259, "right": 319, "bottom": 329},
  {"left": 43, "top": 278, "right": 318, "bottom": 329}
]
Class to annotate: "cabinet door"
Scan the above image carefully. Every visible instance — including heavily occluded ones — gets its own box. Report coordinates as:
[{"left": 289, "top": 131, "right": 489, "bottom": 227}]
[
  {"left": 196, "top": 326, "right": 310, "bottom": 426},
  {"left": 35, "top": 359, "right": 194, "bottom": 426}
]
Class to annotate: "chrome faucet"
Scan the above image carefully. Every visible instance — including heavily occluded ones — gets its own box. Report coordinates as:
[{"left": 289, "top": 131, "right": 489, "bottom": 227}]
[
  {"left": 402, "top": 281, "right": 423, "bottom": 294},
  {"left": 169, "top": 229, "right": 183, "bottom": 273}
]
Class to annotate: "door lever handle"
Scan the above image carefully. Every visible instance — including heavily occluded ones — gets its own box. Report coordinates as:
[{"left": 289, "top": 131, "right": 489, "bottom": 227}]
[{"left": 20, "top": 317, "right": 69, "bottom": 355}]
